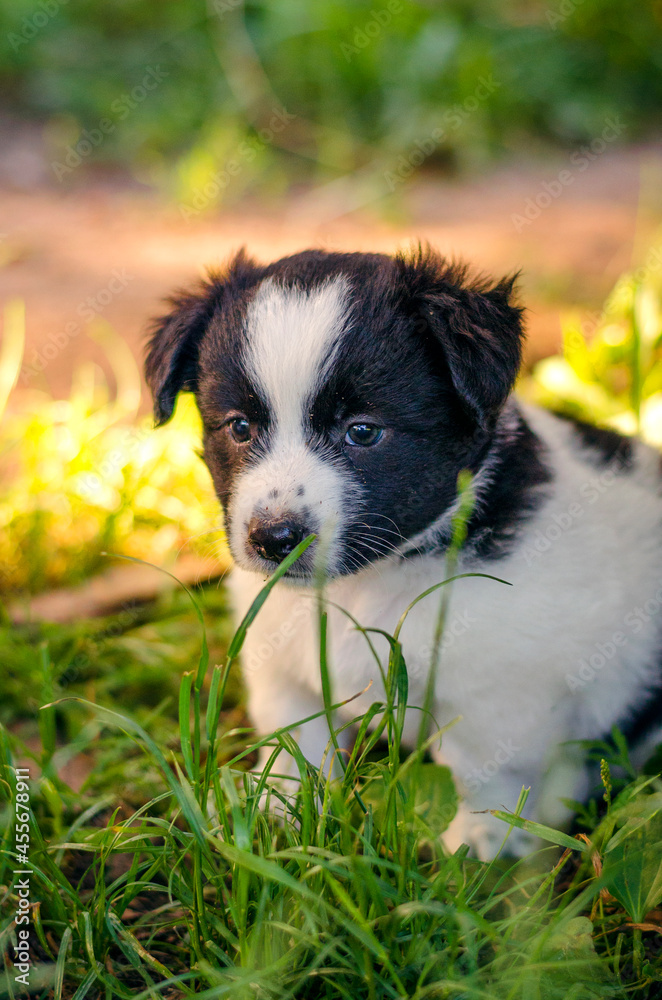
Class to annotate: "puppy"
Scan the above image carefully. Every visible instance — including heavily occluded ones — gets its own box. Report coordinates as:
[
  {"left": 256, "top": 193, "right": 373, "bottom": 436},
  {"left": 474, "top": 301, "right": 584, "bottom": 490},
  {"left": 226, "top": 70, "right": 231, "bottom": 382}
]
[{"left": 145, "top": 246, "right": 662, "bottom": 858}]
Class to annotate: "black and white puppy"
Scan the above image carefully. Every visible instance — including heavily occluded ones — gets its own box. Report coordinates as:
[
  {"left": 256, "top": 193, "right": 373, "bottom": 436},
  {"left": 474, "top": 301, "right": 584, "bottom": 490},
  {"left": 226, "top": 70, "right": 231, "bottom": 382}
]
[{"left": 145, "top": 246, "right": 662, "bottom": 858}]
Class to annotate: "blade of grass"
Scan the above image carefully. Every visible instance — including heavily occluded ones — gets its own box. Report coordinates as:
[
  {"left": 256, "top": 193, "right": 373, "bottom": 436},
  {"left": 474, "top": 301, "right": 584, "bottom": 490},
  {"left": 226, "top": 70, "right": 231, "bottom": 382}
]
[
  {"left": 179, "top": 670, "right": 195, "bottom": 783},
  {"left": 105, "top": 908, "right": 172, "bottom": 980},
  {"left": 318, "top": 609, "right": 345, "bottom": 776},
  {"left": 101, "top": 552, "right": 209, "bottom": 691},
  {"left": 226, "top": 534, "right": 316, "bottom": 661},
  {"left": 489, "top": 809, "right": 590, "bottom": 852},
  {"left": 53, "top": 927, "right": 72, "bottom": 1000}
]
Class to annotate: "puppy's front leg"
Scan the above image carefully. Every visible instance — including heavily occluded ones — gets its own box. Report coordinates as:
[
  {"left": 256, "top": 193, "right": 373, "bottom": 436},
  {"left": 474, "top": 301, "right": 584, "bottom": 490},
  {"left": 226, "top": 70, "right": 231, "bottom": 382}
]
[
  {"left": 246, "top": 668, "right": 349, "bottom": 787},
  {"left": 432, "top": 738, "right": 536, "bottom": 858}
]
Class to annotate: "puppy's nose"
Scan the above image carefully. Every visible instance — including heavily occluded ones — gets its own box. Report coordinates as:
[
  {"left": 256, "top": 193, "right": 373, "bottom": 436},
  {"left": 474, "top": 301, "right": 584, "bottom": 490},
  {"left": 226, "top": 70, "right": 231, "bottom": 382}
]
[{"left": 247, "top": 518, "right": 305, "bottom": 564}]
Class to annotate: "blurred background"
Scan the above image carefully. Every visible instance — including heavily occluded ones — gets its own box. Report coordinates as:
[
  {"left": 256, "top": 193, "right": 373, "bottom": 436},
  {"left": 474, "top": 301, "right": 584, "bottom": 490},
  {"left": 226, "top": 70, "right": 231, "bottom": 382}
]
[{"left": 1, "top": 0, "right": 662, "bottom": 601}]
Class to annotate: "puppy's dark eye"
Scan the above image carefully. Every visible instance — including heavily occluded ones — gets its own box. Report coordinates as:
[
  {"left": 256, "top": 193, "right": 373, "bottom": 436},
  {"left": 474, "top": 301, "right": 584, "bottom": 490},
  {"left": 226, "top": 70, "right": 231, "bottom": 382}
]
[
  {"left": 228, "top": 417, "right": 252, "bottom": 444},
  {"left": 345, "top": 423, "right": 383, "bottom": 447}
]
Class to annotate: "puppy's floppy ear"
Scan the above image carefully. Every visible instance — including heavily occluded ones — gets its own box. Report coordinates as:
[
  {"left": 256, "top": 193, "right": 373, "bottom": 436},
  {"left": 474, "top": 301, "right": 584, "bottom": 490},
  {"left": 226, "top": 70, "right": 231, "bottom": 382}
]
[
  {"left": 398, "top": 245, "right": 524, "bottom": 427},
  {"left": 145, "top": 277, "right": 224, "bottom": 425}
]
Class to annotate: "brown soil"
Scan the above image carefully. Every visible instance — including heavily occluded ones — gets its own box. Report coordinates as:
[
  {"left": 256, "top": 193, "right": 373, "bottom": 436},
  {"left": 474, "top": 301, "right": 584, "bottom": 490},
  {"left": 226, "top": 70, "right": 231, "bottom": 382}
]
[{"left": 2, "top": 142, "right": 661, "bottom": 408}]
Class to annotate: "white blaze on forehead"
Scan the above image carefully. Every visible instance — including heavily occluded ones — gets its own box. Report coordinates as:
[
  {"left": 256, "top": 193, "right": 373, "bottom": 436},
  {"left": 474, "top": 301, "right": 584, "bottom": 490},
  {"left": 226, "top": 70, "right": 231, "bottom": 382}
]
[
  {"left": 243, "top": 276, "right": 350, "bottom": 434},
  {"left": 229, "top": 274, "right": 363, "bottom": 577}
]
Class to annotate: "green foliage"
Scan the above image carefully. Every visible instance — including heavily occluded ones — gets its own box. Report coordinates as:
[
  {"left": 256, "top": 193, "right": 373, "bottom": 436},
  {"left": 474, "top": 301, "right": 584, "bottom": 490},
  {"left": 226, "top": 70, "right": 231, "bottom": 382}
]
[
  {"left": 2, "top": 0, "right": 661, "bottom": 200},
  {"left": 523, "top": 236, "right": 662, "bottom": 445},
  {"left": 0, "top": 312, "right": 224, "bottom": 597},
  {"left": 603, "top": 814, "right": 662, "bottom": 925},
  {"left": 2, "top": 547, "right": 661, "bottom": 996}
]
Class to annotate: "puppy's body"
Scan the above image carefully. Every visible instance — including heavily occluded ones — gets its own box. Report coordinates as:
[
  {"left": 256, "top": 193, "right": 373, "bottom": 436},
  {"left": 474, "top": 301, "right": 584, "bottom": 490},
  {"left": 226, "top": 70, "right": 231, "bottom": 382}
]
[
  {"left": 231, "top": 401, "right": 662, "bottom": 855},
  {"left": 146, "top": 247, "right": 662, "bottom": 858}
]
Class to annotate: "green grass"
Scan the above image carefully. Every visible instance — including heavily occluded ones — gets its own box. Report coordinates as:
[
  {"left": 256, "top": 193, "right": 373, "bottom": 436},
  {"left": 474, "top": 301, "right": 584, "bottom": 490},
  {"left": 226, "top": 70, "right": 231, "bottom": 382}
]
[
  {"left": 2, "top": 532, "right": 662, "bottom": 997},
  {"left": 2, "top": 249, "right": 662, "bottom": 996}
]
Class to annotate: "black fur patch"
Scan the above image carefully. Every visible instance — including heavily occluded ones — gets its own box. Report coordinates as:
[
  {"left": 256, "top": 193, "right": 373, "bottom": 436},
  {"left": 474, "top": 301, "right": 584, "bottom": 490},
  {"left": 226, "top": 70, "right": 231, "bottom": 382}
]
[
  {"left": 553, "top": 412, "right": 633, "bottom": 469},
  {"left": 399, "top": 405, "right": 553, "bottom": 563},
  {"left": 618, "top": 677, "right": 662, "bottom": 750},
  {"left": 395, "top": 246, "right": 524, "bottom": 428},
  {"left": 466, "top": 410, "right": 553, "bottom": 560}
]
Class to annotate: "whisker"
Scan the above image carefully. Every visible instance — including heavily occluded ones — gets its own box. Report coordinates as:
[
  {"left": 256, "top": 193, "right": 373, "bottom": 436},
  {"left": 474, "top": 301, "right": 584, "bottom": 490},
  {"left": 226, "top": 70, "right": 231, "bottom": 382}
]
[
  {"left": 353, "top": 522, "right": 404, "bottom": 540},
  {"left": 355, "top": 511, "right": 404, "bottom": 533},
  {"left": 351, "top": 537, "right": 398, "bottom": 556},
  {"left": 348, "top": 530, "right": 402, "bottom": 558}
]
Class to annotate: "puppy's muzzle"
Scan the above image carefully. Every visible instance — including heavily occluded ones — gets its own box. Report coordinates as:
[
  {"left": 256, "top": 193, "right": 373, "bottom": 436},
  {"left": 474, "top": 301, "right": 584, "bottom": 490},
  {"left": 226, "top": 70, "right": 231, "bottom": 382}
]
[{"left": 247, "top": 516, "right": 306, "bottom": 564}]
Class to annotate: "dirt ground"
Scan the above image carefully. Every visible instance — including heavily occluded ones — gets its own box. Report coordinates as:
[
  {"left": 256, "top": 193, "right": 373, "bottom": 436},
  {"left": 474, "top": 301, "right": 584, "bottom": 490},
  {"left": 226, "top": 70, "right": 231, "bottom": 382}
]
[{"left": 2, "top": 141, "right": 662, "bottom": 408}]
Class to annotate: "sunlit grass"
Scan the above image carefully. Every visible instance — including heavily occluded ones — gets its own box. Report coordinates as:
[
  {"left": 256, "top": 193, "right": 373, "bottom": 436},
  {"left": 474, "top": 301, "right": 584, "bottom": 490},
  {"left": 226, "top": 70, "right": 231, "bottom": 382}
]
[
  {"left": 0, "top": 317, "right": 227, "bottom": 597},
  {"left": 521, "top": 234, "right": 662, "bottom": 446}
]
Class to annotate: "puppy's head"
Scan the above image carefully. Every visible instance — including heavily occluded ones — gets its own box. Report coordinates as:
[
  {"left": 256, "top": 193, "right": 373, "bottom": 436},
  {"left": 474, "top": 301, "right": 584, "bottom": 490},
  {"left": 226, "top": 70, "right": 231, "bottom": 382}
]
[{"left": 145, "top": 246, "right": 523, "bottom": 581}]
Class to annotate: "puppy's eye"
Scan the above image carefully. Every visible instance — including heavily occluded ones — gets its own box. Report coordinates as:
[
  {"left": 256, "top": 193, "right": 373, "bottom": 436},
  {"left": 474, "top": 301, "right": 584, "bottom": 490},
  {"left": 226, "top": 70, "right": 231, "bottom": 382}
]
[
  {"left": 345, "top": 423, "right": 384, "bottom": 447},
  {"left": 228, "top": 416, "right": 252, "bottom": 444}
]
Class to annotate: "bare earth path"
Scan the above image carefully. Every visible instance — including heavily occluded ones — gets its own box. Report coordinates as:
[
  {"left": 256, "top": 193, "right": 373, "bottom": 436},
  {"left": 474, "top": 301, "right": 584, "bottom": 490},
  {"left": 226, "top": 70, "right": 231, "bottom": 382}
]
[{"left": 2, "top": 143, "right": 661, "bottom": 406}]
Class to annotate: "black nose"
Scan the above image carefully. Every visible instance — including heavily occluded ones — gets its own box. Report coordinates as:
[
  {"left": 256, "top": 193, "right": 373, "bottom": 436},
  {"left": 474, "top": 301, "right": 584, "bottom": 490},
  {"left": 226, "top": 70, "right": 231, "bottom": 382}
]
[{"left": 247, "top": 518, "right": 305, "bottom": 564}]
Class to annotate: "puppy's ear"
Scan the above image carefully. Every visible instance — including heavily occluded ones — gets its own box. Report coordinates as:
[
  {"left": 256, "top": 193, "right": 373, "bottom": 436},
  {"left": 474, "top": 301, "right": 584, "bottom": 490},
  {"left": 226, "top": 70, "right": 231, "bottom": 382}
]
[
  {"left": 145, "top": 278, "right": 223, "bottom": 425},
  {"left": 399, "top": 246, "right": 524, "bottom": 426}
]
